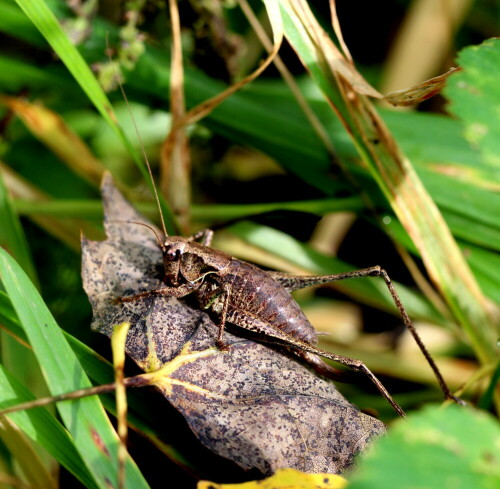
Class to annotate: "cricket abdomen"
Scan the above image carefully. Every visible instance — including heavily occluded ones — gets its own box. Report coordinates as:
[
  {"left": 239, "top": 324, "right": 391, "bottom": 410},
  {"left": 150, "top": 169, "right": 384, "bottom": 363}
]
[{"left": 223, "top": 259, "right": 318, "bottom": 346}]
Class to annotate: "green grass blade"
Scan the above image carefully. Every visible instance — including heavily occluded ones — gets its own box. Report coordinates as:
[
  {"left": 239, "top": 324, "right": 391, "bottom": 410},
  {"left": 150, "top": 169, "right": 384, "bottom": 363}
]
[
  {"left": 0, "top": 248, "right": 150, "bottom": 489},
  {"left": 0, "top": 290, "right": 195, "bottom": 476},
  {"left": 0, "top": 365, "right": 98, "bottom": 489},
  {"left": 0, "top": 171, "right": 37, "bottom": 286},
  {"left": 12, "top": 0, "right": 116, "bottom": 133},
  {"left": 12, "top": 0, "right": 176, "bottom": 232}
]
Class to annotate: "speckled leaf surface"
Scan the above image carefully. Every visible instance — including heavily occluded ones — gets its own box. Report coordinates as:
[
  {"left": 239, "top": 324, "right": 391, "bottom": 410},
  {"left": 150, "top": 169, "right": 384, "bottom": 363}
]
[{"left": 81, "top": 174, "right": 385, "bottom": 475}]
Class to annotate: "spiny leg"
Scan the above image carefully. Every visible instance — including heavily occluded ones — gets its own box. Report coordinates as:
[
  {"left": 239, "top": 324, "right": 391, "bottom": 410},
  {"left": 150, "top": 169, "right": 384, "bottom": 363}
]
[
  {"left": 270, "top": 266, "right": 460, "bottom": 405},
  {"left": 195, "top": 282, "right": 232, "bottom": 349},
  {"left": 317, "top": 348, "right": 406, "bottom": 417},
  {"left": 250, "top": 323, "right": 406, "bottom": 417}
]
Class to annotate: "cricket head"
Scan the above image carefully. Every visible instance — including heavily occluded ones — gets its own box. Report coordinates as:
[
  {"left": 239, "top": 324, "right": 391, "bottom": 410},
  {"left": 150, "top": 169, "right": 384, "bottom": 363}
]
[
  {"left": 161, "top": 235, "right": 232, "bottom": 286},
  {"left": 159, "top": 236, "right": 188, "bottom": 286},
  {"left": 162, "top": 236, "right": 188, "bottom": 261}
]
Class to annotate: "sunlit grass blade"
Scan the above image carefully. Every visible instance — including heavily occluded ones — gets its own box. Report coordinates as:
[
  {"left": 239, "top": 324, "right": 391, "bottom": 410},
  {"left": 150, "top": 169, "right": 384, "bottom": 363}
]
[
  {"left": 0, "top": 289, "right": 196, "bottom": 474},
  {"left": 12, "top": 0, "right": 116, "bottom": 132},
  {"left": 0, "top": 248, "right": 150, "bottom": 489},
  {"left": 0, "top": 163, "right": 52, "bottom": 483}
]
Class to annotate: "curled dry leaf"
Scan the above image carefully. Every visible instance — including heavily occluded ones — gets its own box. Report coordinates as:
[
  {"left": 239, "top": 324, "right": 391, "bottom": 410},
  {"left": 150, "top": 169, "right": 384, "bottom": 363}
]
[
  {"left": 81, "top": 174, "right": 385, "bottom": 475},
  {"left": 383, "top": 67, "right": 462, "bottom": 107}
]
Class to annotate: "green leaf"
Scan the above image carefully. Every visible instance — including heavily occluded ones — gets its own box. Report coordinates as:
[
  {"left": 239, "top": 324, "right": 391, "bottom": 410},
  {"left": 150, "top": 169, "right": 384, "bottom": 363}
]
[
  {"left": 446, "top": 38, "right": 500, "bottom": 173},
  {"left": 348, "top": 405, "right": 500, "bottom": 489},
  {"left": 0, "top": 248, "right": 150, "bottom": 489}
]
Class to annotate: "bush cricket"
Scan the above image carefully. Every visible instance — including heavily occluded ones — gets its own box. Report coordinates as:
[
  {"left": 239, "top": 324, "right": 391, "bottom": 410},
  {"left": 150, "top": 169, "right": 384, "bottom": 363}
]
[{"left": 113, "top": 152, "right": 460, "bottom": 420}]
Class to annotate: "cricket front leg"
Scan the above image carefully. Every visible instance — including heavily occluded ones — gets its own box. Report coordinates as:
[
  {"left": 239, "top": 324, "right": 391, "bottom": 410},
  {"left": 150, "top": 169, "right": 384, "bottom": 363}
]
[{"left": 116, "top": 283, "right": 196, "bottom": 303}]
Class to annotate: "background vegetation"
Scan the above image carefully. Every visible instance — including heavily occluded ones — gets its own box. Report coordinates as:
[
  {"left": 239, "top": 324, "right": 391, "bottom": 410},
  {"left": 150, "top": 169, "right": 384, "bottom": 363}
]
[{"left": 0, "top": 0, "right": 499, "bottom": 488}]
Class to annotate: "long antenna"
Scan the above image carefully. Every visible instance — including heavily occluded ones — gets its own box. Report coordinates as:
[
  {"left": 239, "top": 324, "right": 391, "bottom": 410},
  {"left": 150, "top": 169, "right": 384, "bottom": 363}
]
[
  {"left": 106, "top": 36, "right": 169, "bottom": 239},
  {"left": 116, "top": 83, "right": 168, "bottom": 240}
]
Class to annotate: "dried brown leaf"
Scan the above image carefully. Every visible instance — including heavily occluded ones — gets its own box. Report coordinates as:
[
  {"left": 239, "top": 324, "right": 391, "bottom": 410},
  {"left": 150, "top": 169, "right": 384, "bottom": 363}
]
[
  {"left": 383, "top": 67, "right": 462, "bottom": 106},
  {"left": 81, "top": 174, "right": 385, "bottom": 475}
]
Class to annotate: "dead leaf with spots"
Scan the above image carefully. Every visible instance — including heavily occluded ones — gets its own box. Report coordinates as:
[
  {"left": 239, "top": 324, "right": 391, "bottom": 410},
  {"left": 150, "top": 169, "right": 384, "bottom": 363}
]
[{"left": 81, "top": 174, "right": 385, "bottom": 476}]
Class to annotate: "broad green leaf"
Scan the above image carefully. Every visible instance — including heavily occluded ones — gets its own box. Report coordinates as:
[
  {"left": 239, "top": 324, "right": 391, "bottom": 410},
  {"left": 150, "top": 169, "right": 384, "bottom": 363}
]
[
  {"left": 348, "top": 405, "right": 500, "bottom": 489},
  {"left": 446, "top": 38, "right": 500, "bottom": 173}
]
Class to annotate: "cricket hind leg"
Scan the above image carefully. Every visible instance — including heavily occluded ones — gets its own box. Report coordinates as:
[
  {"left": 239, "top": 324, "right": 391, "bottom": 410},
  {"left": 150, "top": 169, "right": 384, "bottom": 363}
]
[
  {"left": 296, "top": 350, "right": 359, "bottom": 383},
  {"left": 314, "top": 347, "right": 407, "bottom": 417},
  {"left": 269, "top": 266, "right": 462, "bottom": 406},
  {"left": 259, "top": 327, "right": 407, "bottom": 417}
]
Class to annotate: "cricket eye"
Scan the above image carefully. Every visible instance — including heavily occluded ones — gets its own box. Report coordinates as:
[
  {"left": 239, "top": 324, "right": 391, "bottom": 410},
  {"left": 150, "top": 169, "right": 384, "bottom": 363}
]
[
  {"left": 166, "top": 249, "right": 179, "bottom": 261},
  {"left": 165, "top": 245, "right": 182, "bottom": 261}
]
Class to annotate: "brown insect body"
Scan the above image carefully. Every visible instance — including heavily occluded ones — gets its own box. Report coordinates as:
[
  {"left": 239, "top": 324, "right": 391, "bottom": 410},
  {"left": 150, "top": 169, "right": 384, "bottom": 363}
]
[
  {"left": 197, "top": 257, "right": 318, "bottom": 346},
  {"left": 157, "top": 233, "right": 318, "bottom": 348}
]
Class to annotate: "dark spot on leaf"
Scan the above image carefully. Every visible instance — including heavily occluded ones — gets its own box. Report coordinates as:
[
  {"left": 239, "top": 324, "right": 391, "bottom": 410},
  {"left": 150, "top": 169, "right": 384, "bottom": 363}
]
[
  {"left": 90, "top": 426, "right": 110, "bottom": 457},
  {"left": 104, "top": 477, "right": 115, "bottom": 489},
  {"left": 482, "top": 451, "right": 496, "bottom": 463}
]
